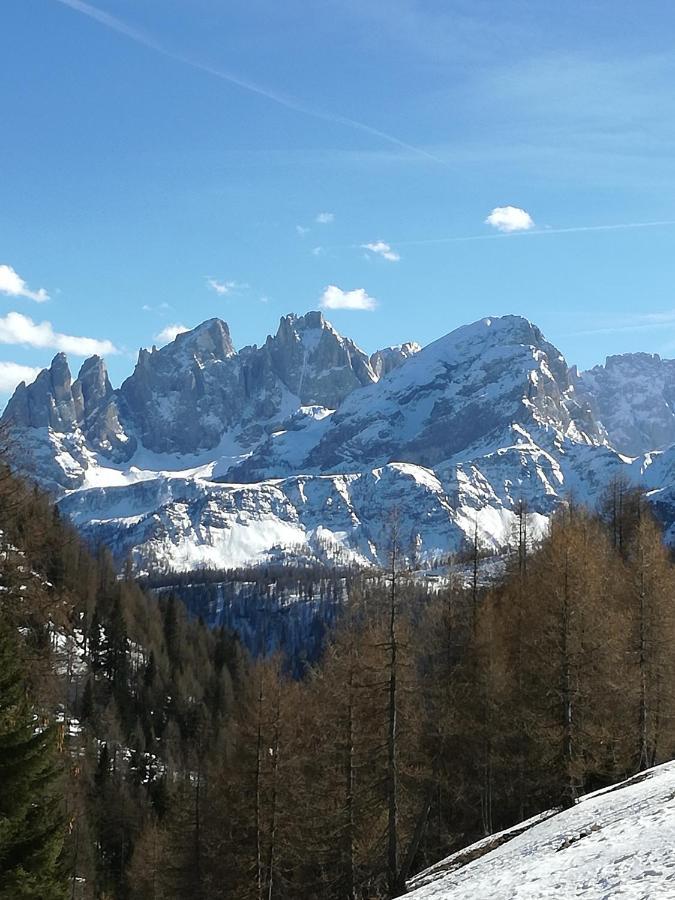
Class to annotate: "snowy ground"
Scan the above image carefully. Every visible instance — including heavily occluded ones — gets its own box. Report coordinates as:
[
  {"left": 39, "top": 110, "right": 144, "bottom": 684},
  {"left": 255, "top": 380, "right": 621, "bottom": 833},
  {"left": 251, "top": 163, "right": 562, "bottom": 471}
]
[{"left": 407, "top": 762, "right": 675, "bottom": 899}]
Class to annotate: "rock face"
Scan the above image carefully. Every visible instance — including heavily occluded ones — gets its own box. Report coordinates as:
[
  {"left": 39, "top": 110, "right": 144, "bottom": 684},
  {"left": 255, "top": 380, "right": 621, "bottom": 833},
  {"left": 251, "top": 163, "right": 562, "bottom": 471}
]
[
  {"left": 262, "top": 311, "right": 376, "bottom": 408},
  {"left": 3, "top": 311, "right": 675, "bottom": 572},
  {"left": 369, "top": 341, "right": 421, "bottom": 379},
  {"left": 119, "top": 318, "right": 240, "bottom": 455},
  {"left": 4, "top": 353, "right": 82, "bottom": 431},
  {"left": 574, "top": 353, "right": 675, "bottom": 457},
  {"left": 3, "top": 352, "right": 133, "bottom": 469},
  {"left": 2, "top": 311, "right": 379, "bottom": 473}
]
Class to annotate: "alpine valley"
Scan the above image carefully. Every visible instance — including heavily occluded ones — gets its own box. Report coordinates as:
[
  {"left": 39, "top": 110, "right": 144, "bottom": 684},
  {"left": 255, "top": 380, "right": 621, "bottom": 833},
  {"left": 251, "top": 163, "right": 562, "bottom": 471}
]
[{"left": 5, "top": 311, "right": 675, "bottom": 574}]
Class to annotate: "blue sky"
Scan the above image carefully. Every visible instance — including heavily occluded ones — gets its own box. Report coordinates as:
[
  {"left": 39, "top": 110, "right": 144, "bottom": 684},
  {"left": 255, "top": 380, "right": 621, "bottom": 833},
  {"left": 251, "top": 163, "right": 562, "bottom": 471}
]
[{"left": 3, "top": 0, "right": 675, "bottom": 396}]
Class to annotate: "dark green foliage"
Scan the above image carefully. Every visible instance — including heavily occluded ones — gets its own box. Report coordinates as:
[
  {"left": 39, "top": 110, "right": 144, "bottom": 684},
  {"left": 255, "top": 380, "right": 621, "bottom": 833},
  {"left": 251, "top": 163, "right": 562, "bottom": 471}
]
[
  {"left": 0, "top": 621, "right": 66, "bottom": 899},
  {"left": 0, "top": 464, "right": 247, "bottom": 898}
]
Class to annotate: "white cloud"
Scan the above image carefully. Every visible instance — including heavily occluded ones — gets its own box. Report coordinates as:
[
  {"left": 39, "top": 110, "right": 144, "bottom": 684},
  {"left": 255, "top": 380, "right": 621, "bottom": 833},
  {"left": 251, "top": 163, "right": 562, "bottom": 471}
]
[
  {"left": 207, "top": 278, "right": 234, "bottom": 295},
  {"left": 316, "top": 212, "right": 335, "bottom": 224},
  {"left": 296, "top": 225, "right": 310, "bottom": 237},
  {"left": 0, "top": 264, "right": 50, "bottom": 302},
  {"left": 361, "top": 240, "right": 401, "bottom": 262},
  {"left": 0, "top": 312, "right": 118, "bottom": 356},
  {"left": 0, "top": 361, "right": 42, "bottom": 393},
  {"left": 311, "top": 246, "right": 325, "bottom": 256},
  {"left": 206, "top": 277, "right": 247, "bottom": 295},
  {"left": 319, "top": 285, "right": 377, "bottom": 311},
  {"left": 155, "top": 323, "right": 189, "bottom": 345},
  {"left": 484, "top": 206, "right": 535, "bottom": 232}
]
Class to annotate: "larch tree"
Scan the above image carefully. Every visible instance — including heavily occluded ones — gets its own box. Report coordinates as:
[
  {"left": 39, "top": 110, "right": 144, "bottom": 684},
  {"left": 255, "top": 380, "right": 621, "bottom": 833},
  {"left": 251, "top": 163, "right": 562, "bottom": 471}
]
[{"left": 625, "top": 509, "right": 675, "bottom": 769}]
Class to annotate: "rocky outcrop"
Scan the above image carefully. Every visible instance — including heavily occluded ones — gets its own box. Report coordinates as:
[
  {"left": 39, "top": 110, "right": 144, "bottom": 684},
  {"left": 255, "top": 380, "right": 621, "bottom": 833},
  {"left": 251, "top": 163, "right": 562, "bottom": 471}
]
[
  {"left": 2, "top": 351, "right": 130, "bottom": 453},
  {"left": 264, "top": 311, "right": 377, "bottom": 408},
  {"left": 370, "top": 341, "right": 421, "bottom": 379},
  {"left": 119, "top": 318, "right": 242, "bottom": 454},
  {"left": 3, "top": 353, "right": 82, "bottom": 431}
]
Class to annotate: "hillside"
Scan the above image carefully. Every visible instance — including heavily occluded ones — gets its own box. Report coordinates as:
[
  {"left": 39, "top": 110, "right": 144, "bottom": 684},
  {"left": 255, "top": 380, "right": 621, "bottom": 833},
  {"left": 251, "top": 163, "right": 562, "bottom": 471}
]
[{"left": 407, "top": 762, "right": 675, "bottom": 899}]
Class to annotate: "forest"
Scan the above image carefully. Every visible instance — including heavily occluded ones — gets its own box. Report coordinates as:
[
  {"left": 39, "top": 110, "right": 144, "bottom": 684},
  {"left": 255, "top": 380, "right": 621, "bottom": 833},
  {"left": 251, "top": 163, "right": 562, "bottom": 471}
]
[{"left": 1, "top": 466, "right": 674, "bottom": 899}]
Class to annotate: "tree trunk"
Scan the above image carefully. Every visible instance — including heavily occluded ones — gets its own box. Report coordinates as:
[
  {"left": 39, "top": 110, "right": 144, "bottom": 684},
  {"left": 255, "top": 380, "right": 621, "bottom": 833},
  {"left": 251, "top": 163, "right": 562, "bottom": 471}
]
[{"left": 386, "top": 531, "right": 401, "bottom": 898}]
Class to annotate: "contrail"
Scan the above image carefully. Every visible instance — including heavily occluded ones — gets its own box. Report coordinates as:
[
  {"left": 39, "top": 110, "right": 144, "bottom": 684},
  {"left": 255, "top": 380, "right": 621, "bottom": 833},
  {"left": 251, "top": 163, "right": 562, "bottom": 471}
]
[
  {"left": 52, "top": 0, "right": 445, "bottom": 165},
  {"left": 392, "top": 219, "right": 675, "bottom": 246}
]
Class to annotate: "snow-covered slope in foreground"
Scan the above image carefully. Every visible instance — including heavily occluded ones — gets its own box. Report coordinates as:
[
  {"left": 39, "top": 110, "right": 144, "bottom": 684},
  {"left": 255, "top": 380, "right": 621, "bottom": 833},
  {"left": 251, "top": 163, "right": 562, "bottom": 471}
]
[{"left": 407, "top": 762, "right": 675, "bottom": 899}]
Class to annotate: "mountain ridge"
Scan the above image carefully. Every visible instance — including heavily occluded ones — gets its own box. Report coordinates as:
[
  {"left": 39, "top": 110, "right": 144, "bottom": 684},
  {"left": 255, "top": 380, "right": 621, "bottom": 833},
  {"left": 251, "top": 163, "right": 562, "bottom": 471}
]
[{"left": 4, "top": 311, "right": 675, "bottom": 572}]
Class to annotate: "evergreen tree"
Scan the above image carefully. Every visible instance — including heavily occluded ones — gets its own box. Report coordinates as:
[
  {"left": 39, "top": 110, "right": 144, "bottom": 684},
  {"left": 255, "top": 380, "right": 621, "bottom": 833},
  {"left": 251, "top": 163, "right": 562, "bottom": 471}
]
[{"left": 0, "top": 620, "right": 67, "bottom": 899}]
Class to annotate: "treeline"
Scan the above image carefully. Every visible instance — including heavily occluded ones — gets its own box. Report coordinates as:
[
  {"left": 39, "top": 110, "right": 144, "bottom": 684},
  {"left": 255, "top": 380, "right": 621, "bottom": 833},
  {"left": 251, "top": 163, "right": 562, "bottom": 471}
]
[{"left": 2, "top": 467, "right": 675, "bottom": 899}]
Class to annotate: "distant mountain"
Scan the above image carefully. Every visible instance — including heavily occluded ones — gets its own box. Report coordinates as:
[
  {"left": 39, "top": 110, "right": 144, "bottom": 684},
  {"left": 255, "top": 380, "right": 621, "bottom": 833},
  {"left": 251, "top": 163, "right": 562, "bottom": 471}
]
[
  {"left": 3, "top": 311, "right": 673, "bottom": 573},
  {"left": 574, "top": 352, "right": 675, "bottom": 457}
]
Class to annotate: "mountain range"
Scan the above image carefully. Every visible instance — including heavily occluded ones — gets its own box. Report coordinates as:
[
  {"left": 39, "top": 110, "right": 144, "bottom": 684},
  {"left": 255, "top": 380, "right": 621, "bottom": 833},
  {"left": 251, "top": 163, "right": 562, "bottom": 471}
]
[{"left": 5, "top": 311, "right": 675, "bottom": 573}]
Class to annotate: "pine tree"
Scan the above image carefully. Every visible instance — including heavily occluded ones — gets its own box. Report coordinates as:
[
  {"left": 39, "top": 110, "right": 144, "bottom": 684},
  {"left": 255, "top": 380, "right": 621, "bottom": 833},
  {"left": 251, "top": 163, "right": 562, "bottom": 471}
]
[{"left": 0, "top": 620, "right": 67, "bottom": 899}]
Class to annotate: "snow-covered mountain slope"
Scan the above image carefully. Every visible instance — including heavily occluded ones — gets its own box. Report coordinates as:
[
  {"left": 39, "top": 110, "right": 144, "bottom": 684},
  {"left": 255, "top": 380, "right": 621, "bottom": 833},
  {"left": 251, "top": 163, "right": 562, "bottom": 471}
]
[
  {"left": 2, "top": 312, "right": 671, "bottom": 573},
  {"left": 406, "top": 761, "right": 675, "bottom": 899},
  {"left": 57, "top": 461, "right": 555, "bottom": 576}
]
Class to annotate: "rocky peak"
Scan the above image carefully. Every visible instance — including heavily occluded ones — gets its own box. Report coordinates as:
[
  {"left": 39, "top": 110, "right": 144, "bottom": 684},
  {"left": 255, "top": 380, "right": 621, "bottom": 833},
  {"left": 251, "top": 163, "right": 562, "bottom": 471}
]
[
  {"left": 118, "top": 319, "right": 242, "bottom": 455},
  {"left": 134, "top": 319, "right": 235, "bottom": 373},
  {"left": 263, "top": 311, "right": 377, "bottom": 408},
  {"left": 172, "top": 318, "right": 235, "bottom": 363},
  {"left": 2, "top": 353, "right": 82, "bottom": 431},
  {"left": 370, "top": 341, "right": 421, "bottom": 379},
  {"left": 230, "top": 314, "right": 604, "bottom": 482},
  {"left": 74, "top": 356, "right": 113, "bottom": 416},
  {"left": 49, "top": 353, "right": 75, "bottom": 402},
  {"left": 575, "top": 352, "right": 675, "bottom": 456}
]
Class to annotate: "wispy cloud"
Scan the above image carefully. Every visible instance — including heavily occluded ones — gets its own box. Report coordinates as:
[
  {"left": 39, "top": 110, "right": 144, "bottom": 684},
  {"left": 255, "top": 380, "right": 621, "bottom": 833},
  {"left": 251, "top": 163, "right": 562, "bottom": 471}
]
[
  {"left": 393, "top": 218, "right": 675, "bottom": 247},
  {"left": 0, "top": 312, "right": 118, "bottom": 356},
  {"left": 319, "top": 285, "right": 377, "bottom": 311},
  {"left": 565, "top": 309, "right": 675, "bottom": 339},
  {"left": 0, "top": 264, "right": 50, "bottom": 302},
  {"left": 296, "top": 225, "right": 310, "bottom": 237},
  {"left": 155, "top": 323, "right": 189, "bottom": 344},
  {"left": 311, "top": 246, "right": 325, "bottom": 256},
  {"left": 206, "top": 277, "right": 240, "bottom": 296},
  {"left": 52, "top": 0, "right": 444, "bottom": 165},
  {"left": 142, "top": 302, "right": 172, "bottom": 313},
  {"left": 362, "top": 240, "right": 400, "bottom": 261},
  {"left": 485, "top": 206, "right": 535, "bottom": 233},
  {"left": 316, "top": 212, "right": 335, "bottom": 224},
  {"left": 0, "top": 362, "right": 43, "bottom": 393}
]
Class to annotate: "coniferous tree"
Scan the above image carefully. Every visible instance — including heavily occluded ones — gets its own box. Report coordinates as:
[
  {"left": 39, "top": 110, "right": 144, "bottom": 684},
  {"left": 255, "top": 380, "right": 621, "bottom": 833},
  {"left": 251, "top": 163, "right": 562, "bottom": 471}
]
[{"left": 0, "top": 620, "right": 67, "bottom": 899}]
